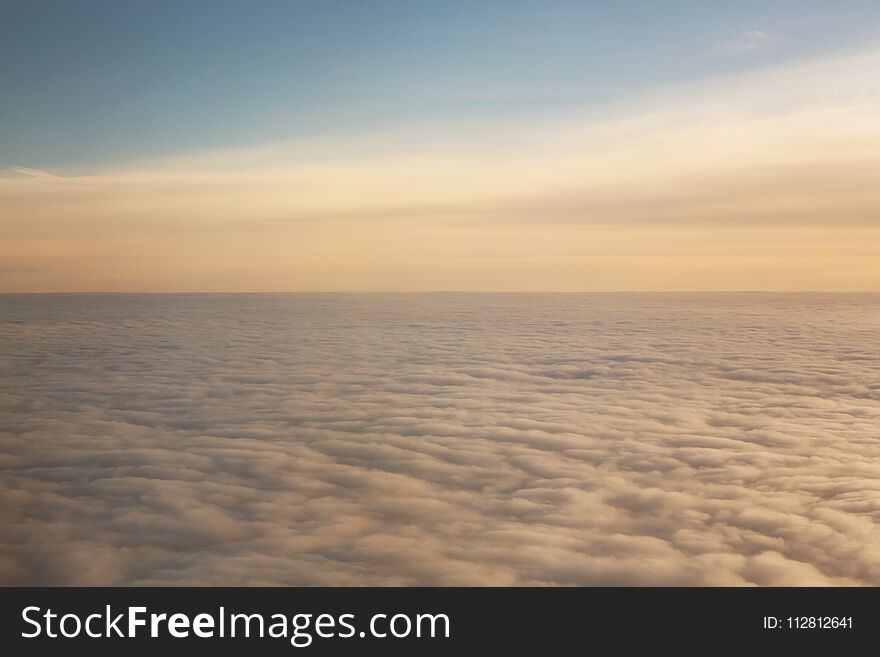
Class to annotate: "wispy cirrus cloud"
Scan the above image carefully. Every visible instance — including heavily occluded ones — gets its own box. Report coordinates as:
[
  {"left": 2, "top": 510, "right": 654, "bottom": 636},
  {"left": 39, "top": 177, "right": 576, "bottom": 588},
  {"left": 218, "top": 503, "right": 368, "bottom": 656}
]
[
  {"left": 6, "top": 166, "right": 58, "bottom": 179},
  {"left": 720, "top": 29, "right": 771, "bottom": 54}
]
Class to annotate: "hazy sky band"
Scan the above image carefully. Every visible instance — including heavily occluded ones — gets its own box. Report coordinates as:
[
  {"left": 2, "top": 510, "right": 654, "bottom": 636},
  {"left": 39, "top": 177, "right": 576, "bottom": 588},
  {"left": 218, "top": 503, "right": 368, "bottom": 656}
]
[{"left": 1, "top": 1, "right": 879, "bottom": 291}]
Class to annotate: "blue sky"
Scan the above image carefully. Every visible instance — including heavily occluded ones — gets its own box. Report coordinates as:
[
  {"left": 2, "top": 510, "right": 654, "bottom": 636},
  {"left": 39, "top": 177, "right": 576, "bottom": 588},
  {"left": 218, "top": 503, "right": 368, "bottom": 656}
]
[
  {"left": 2, "top": 1, "right": 880, "bottom": 292},
  {"left": 3, "top": 0, "right": 880, "bottom": 170}
]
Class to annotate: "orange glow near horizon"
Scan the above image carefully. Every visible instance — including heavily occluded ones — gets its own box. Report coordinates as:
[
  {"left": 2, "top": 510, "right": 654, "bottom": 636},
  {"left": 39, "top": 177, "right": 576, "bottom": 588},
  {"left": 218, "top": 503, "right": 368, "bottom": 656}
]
[{"left": 2, "top": 49, "right": 879, "bottom": 292}]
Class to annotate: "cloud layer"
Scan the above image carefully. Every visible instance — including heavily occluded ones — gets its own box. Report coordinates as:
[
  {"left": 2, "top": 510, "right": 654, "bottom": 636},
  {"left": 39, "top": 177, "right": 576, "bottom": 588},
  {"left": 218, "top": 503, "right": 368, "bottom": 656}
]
[{"left": 2, "top": 293, "right": 879, "bottom": 585}]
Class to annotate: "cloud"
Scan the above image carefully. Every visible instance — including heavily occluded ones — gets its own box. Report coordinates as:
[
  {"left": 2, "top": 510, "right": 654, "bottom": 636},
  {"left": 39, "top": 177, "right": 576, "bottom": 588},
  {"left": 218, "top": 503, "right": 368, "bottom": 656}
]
[
  {"left": 1, "top": 292, "right": 879, "bottom": 585},
  {"left": 6, "top": 166, "right": 58, "bottom": 179},
  {"left": 721, "top": 30, "right": 771, "bottom": 54}
]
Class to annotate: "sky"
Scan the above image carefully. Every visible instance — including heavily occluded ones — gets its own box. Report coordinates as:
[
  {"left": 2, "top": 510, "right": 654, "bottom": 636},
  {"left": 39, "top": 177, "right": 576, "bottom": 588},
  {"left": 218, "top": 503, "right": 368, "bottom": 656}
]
[{"left": 1, "top": 0, "right": 880, "bottom": 291}]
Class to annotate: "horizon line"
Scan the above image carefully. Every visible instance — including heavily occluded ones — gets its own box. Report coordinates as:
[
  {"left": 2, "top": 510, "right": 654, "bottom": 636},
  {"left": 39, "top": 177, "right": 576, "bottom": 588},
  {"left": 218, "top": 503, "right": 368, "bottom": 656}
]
[{"left": 3, "top": 290, "right": 880, "bottom": 296}]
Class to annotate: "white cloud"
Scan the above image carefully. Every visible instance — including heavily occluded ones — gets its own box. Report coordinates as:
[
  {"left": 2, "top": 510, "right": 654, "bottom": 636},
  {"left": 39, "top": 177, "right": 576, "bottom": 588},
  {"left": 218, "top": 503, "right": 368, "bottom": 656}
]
[
  {"left": 1, "top": 293, "right": 879, "bottom": 585},
  {"left": 7, "top": 165, "right": 58, "bottom": 178},
  {"left": 721, "top": 29, "right": 771, "bottom": 54}
]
